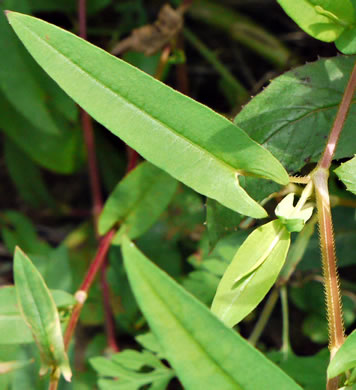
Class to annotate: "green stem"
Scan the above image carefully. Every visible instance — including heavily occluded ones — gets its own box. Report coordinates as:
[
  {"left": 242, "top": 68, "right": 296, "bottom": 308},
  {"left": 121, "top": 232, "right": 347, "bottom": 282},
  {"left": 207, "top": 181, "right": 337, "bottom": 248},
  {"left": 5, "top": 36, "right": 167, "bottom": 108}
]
[
  {"left": 188, "top": 0, "right": 291, "bottom": 68},
  {"left": 280, "top": 286, "right": 290, "bottom": 359},
  {"left": 183, "top": 27, "right": 249, "bottom": 105},
  {"left": 248, "top": 287, "right": 279, "bottom": 346}
]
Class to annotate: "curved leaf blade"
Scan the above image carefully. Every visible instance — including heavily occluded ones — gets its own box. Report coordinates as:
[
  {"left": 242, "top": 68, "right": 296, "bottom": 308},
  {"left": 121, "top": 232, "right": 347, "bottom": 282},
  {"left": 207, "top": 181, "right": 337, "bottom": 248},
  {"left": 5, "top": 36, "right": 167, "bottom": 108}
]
[
  {"left": 211, "top": 220, "right": 290, "bottom": 327},
  {"left": 13, "top": 248, "right": 71, "bottom": 381},
  {"left": 277, "top": 0, "right": 355, "bottom": 42},
  {"left": 122, "top": 238, "right": 301, "bottom": 390},
  {"left": 99, "top": 162, "right": 178, "bottom": 242},
  {"left": 6, "top": 11, "right": 289, "bottom": 218}
]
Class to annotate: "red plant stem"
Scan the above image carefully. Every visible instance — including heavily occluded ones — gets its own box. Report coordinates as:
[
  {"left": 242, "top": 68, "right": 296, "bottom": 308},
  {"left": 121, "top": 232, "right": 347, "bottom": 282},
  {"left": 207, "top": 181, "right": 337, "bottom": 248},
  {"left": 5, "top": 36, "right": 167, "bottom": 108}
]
[
  {"left": 101, "top": 264, "right": 119, "bottom": 352},
  {"left": 314, "top": 170, "right": 344, "bottom": 354},
  {"left": 126, "top": 146, "right": 139, "bottom": 173},
  {"left": 64, "top": 229, "right": 116, "bottom": 349},
  {"left": 175, "top": 34, "right": 190, "bottom": 95},
  {"left": 80, "top": 109, "right": 103, "bottom": 229},
  {"left": 77, "top": 0, "right": 119, "bottom": 353},
  {"left": 319, "top": 60, "right": 356, "bottom": 170}
]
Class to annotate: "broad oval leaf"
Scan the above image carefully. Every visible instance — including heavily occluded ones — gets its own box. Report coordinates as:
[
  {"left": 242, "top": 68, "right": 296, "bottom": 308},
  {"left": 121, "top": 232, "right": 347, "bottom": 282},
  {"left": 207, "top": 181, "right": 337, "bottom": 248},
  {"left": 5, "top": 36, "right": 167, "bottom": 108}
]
[
  {"left": 6, "top": 11, "right": 289, "bottom": 219},
  {"left": 336, "top": 27, "right": 356, "bottom": 54},
  {"left": 235, "top": 56, "right": 356, "bottom": 174},
  {"left": 122, "top": 237, "right": 301, "bottom": 390},
  {"left": 328, "top": 329, "right": 356, "bottom": 379},
  {"left": 334, "top": 155, "right": 356, "bottom": 195},
  {"left": 13, "top": 248, "right": 71, "bottom": 381},
  {"left": 211, "top": 220, "right": 290, "bottom": 327},
  {"left": 277, "top": 0, "right": 355, "bottom": 42},
  {"left": 99, "top": 162, "right": 178, "bottom": 243}
]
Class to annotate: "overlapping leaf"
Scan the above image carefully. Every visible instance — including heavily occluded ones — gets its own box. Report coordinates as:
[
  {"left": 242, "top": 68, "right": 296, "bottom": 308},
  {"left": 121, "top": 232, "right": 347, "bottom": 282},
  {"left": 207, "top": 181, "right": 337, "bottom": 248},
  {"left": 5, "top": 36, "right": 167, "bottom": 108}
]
[
  {"left": 99, "top": 162, "right": 178, "bottom": 243},
  {"left": 334, "top": 155, "right": 356, "bottom": 195},
  {"left": 13, "top": 248, "right": 71, "bottom": 381},
  {"left": 235, "top": 56, "right": 356, "bottom": 173},
  {"left": 0, "top": 8, "right": 59, "bottom": 134},
  {"left": 122, "top": 238, "right": 301, "bottom": 390},
  {"left": 328, "top": 330, "right": 356, "bottom": 379},
  {"left": 211, "top": 220, "right": 290, "bottom": 327},
  {"left": 277, "top": 0, "right": 355, "bottom": 42},
  {"left": 6, "top": 11, "right": 289, "bottom": 218}
]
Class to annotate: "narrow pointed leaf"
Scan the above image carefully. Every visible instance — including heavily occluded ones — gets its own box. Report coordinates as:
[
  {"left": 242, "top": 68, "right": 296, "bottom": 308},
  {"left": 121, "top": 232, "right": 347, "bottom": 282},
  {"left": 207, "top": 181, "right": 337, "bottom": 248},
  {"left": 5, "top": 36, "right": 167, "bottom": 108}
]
[
  {"left": 211, "top": 220, "right": 290, "bottom": 327},
  {"left": 328, "top": 329, "right": 356, "bottom": 379},
  {"left": 6, "top": 11, "right": 289, "bottom": 218},
  {"left": 334, "top": 155, "right": 356, "bottom": 195},
  {"left": 122, "top": 238, "right": 301, "bottom": 390},
  {"left": 99, "top": 162, "right": 178, "bottom": 242},
  {"left": 0, "top": 286, "right": 75, "bottom": 344},
  {"left": 13, "top": 248, "right": 71, "bottom": 381}
]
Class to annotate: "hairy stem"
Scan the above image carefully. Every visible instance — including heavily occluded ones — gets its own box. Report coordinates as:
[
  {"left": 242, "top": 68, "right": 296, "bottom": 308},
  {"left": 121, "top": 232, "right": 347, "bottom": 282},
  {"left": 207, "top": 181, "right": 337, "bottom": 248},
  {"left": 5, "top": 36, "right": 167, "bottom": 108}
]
[{"left": 313, "top": 169, "right": 344, "bottom": 390}]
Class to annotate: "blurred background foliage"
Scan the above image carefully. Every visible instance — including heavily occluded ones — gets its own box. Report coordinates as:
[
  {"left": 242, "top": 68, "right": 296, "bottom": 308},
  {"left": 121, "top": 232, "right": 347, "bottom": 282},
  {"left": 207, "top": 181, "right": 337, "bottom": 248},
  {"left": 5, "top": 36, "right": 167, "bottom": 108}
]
[{"left": 0, "top": 1, "right": 355, "bottom": 389}]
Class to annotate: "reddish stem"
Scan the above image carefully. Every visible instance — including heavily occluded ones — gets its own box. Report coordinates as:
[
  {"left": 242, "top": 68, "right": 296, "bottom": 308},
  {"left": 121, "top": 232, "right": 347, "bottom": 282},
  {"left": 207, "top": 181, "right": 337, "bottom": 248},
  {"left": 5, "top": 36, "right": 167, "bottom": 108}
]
[
  {"left": 64, "top": 229, "right": 116, "bottom": 349},
  {"left": 80, "top": 109, "right": 103, "bottom": 229},
  {"left": 77, "top": 0, "right": 119, "bottom": 353},
  {"left": 319, "top": 60, "right": 356, "bottom": 170},
  {"left": 101, "top": 263, "right": 120, "bottom": 352},
  {"left": 126, "top": 146, "right": 139, "bottom": 173}
]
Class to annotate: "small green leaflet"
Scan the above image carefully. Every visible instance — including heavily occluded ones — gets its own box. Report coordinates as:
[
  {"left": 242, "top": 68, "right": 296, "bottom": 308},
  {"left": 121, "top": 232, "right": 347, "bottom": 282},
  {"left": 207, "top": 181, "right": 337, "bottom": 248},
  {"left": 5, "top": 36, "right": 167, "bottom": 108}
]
[
  {"left": 275, "top": 193, "right": 314, "bottom": 233},
  {"left": 90, "top": 350, "right": 174, "bottom": 390},
  {"left": 334, "top": 155, "right": 356, "bottom": 195},
  {"left": 13, "top": 248, "right": 71, "bottom": 381},
  {"left": 99, "top": 162, "right": 178, "bottom": 243},
  {"left": 211, "top": 220, "right": 290, "bottom": 327},
  {"left": 6, "top": 11, "right": 289, "bottom": 219},
  {"left": 328, "top": 329, "right": 356, "bottom": 380},
  {"left": 277, "top": 0, "right": 355, "bottom": 42}
]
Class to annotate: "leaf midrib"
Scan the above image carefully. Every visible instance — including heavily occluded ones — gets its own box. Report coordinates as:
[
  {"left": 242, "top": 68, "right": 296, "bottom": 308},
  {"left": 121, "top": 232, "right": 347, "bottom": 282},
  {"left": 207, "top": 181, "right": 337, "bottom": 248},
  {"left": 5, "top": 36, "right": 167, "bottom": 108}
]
[
  {"left": 133, "top": 261, "right": 244, "bottom": 389},
  {"left": 22, "top": 18, "right": 248, "bottom": 178}
]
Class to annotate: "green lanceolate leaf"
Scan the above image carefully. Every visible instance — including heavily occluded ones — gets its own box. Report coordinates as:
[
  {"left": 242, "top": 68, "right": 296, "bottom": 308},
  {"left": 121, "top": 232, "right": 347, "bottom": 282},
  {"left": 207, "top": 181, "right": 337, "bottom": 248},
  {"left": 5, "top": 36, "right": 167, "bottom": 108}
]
[
  {"left": 328, "top": 329, "right": 356, "bottom": 379},
  {"left": 334, "top": 155, "right": 356, "bottom": 195},
  {"left": 235, "top": 56, "right": 356, "bottom": 174},
  {"left": 6, "top": 11, "right": 289, "bottom": 219},
  {"left": 211, "top": 220, "right": 291, "bottom": 327},
  {"left": 0, "top": 286, "right": 75, "bottom": 345},
  {"left": 99, "top": 162, "right": 178, "bottom": 243},
  {"left": 13, "top": 248, "right": 71, "bottom": 381},
  {"left": 122, "top": 237, "right": 301, "bottom": 390},
  {"left": 277, "top": 0, "right": 355, "bottom": 42}
]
